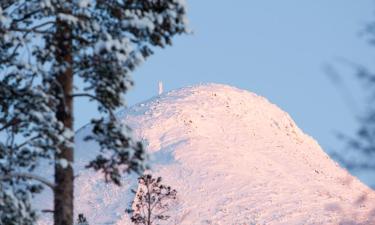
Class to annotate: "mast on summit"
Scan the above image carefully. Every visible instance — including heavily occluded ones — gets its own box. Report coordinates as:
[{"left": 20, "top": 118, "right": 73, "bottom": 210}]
[{"left": 158, "top": 81, "right": 164, "bottom": 95}]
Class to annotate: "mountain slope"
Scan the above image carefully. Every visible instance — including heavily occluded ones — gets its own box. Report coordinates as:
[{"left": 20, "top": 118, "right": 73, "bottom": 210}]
[{"left": 42, "top": 83, "right": 375, "bottom": 224}]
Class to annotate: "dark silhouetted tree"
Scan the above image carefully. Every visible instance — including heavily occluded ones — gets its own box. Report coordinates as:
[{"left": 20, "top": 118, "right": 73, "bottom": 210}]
[
  {"left": 127, "top": 174, "right": 177, "bottom": 225},
  {"left": 327, "top": 17, "right": 375, "bottom": 183},
  {"left": 75, "top": 214, "right": 89, "bottom": 225},
  {"left": 335, "top": 70, "right": 375, "bottom": 171}
]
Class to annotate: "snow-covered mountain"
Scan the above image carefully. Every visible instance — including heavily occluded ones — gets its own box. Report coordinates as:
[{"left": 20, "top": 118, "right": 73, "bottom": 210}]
[{"left": 40, "top": 83, "right": 375, "bottom": 224}]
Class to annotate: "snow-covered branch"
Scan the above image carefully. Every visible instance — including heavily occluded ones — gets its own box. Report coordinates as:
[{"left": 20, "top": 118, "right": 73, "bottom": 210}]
[
  {"left": 0, "top": 0, "right": 189, "bottom": 223},
  {"left": 10, "top": 21, "right": 55, "bottom": 34},
  {"left": 0, "top": 173, "right": 55, "bottom": 190}
]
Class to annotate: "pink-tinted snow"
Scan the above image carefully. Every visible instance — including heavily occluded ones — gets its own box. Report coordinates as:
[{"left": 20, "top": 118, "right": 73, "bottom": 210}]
[{"left": 39, "top": 84, "right": 375, "bottom": 225}]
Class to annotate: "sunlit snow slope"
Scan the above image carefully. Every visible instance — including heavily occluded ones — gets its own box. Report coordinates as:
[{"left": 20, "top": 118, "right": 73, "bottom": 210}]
[{"left": 71, "top": 84, "right": 375, "bottom": 224}]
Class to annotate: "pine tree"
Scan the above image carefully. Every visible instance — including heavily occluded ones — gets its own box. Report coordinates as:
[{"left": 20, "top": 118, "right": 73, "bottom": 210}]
[
  {"left": 334, "top": 70, "right": 375, "bottom": 170},
  {"left": 127, "top": 174, "right": 177, "bottom": 225},
  {"left": 0, "top": 1, "right": 189, "bottom": 224},
  {"left": 329, "top": 17, "right": 375, "bottom": 173}
]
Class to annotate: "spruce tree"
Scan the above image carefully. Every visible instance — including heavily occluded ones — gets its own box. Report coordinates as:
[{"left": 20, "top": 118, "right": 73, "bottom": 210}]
[{"left": 0, "top": 1, "right": 188, "bottom": 224}]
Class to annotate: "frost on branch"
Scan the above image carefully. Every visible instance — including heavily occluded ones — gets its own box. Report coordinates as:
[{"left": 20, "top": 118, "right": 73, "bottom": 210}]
[
  {"left": 85, "top": 118, "right": 146, "bottom": 185},
  {"left": 73, "top": 0, "right": 189, "bottom": 183},
  {"left": 0, "top": 0, "right": 189, "bottom": 221},
  {"left": 0, "top": 182, "right": 38, "bottom": 225},
  {"left": 0, "top": 75, "right": 69, "bottom": 224},
  {"left": 0, "top": 75, "right": 72, "bottom": 171}
]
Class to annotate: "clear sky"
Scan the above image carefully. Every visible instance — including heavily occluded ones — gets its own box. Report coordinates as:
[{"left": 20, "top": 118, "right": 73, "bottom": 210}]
[{"left": 75, "top": 0, "right": 375, "bottom": 185}]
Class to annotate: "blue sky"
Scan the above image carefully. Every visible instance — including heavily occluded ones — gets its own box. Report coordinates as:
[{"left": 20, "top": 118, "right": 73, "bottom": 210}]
[{"left": 76, "top": 0, "right": 375, "bottom": 184}]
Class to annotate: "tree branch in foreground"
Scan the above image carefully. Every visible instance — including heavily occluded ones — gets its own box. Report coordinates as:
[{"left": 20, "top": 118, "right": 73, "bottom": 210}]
[{"left": 0, "top": 172, "right": 55, "bottom": 190}]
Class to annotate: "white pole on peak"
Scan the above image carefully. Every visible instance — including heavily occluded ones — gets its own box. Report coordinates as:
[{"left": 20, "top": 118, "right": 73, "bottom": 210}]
[{"left": 158, "top": 81, "right": 163, "bottom": 95}]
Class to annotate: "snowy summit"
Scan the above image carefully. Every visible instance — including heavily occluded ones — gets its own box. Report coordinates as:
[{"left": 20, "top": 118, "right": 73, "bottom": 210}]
[{"left": 43, "top": 84, "right": 375, "bottom": 224}]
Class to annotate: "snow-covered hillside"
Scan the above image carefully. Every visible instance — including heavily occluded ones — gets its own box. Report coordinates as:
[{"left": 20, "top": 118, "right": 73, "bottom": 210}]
[{"left": 41, "top": 83, "right": 375, "bottom": 224}]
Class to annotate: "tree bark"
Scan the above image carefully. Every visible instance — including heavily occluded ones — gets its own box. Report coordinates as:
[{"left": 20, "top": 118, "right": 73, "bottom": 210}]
[{"left": 54, "top": 8, "right": 74, "bottom": 225}]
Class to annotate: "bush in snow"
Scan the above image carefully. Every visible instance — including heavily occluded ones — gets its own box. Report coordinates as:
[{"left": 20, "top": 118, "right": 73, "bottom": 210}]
[{"left": 127, "top": 174, "right": 177, "bottom": 225}]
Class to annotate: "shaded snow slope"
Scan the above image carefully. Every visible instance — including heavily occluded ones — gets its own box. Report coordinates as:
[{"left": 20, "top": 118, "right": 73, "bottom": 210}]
[{"left": 42, "top": 83, "right": 375, "bottom": 224}]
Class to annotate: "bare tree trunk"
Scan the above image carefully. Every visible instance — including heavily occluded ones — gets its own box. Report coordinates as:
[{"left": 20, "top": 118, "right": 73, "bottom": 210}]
[
  {"left": 54, "top": 7, "right": 74, "bottom": 225},
  {"left": 147, "top": 183, "right": 152, "bottom": 225}
]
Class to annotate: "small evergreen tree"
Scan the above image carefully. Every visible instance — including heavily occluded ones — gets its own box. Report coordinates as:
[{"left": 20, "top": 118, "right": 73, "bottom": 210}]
[
  {"left": 127, "top": 174, "right": 177, "bottom": 225},
  {"left": 75, "top": 214, "right": 89, "bottom": 225}
]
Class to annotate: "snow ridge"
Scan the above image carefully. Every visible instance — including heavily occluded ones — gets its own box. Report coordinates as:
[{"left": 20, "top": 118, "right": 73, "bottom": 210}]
[{"left": 44, "top": 83, "right": 375, "bottom": 224}]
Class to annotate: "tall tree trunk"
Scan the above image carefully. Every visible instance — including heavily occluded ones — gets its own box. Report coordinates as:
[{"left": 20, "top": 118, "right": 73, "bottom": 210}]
[{"left": 54, "top": 8, "right": 74, "bottom": 225}]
